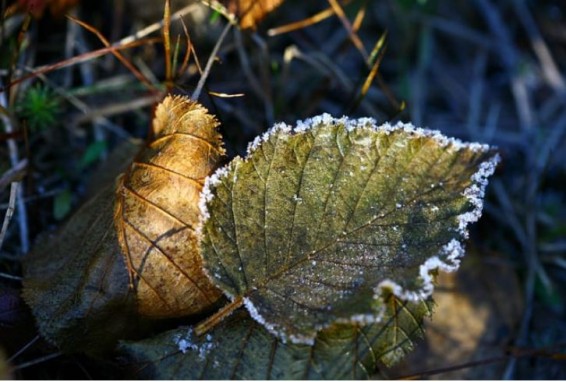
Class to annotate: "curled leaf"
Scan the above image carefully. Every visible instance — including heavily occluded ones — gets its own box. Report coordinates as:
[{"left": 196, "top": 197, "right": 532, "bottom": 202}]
[
  {"left": 116, "top": 95, "right": 225, "bottom": 318},
  {"left": 23, "top": 96, "right": 226, "bottom": 353},
  {"left": 121, "top": 294, "right": 432, "bottom": 379},
  {"left": 198, "top": 114, "right": 499, "bottom": 344}
]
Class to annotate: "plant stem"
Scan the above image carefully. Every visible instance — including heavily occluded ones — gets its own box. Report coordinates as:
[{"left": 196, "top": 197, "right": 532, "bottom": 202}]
[
  {"left": 195, "top": 296, "right": 244, "bottom": 336},
  {"left": 191, "top": 20, "right": 232, "bottom": 101}
]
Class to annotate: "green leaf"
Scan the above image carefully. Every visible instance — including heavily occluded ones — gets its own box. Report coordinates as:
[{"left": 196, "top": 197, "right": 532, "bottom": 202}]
[
  {"left": 53, "top": 188, "right": 72, "bottom": 220},
  {"left": 199, "top": 114, "right": 498, "bottom": 344},
  {"left": 79, "top": 140, "right": 108, "bottom": 170},
  {"left": 23, "top": 183, "right": 149, "bottom": 355},
  {"left": 121, "top": 295, "right": 432, "bottom": 379}
]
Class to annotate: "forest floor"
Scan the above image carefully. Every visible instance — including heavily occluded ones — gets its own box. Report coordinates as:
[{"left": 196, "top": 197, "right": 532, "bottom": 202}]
[{"left": 1, "top": 0, "right": 565, "bottom": 379}]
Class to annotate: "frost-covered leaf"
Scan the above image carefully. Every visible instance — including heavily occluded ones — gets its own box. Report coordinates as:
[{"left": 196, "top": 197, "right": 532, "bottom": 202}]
[
  {"left": 115, "top": 95, "right": 225, "bottom": 318},
  {"left": 121, "top": 294, "right": 431, "bottom": 379},
  {"left": 199, "top": 114, "right": 499, "bottom": 344}
]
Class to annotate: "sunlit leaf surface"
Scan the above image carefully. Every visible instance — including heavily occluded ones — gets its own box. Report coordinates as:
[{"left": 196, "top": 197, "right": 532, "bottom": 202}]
[
  {"left": 121, "top": 295, "right": 432, "bottom": 379},
  {"left": 221, "top": 0, "right": 284, "bottom": 29},
  {"left": 115, "top": 95, "right": 225, "bottom": 318},
  {"left": 199, "top": 114, "right": 498, "bottom": 344}
]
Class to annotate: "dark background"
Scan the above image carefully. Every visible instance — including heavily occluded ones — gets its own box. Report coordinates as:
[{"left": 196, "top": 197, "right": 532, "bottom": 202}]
[{"left": 1, "top": 0, "right": 565, "bottom": 378}]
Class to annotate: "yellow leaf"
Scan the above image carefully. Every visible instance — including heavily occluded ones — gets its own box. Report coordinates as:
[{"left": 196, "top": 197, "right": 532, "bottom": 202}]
[
  {"left": 221, "top": 0, "right": 284, "bottom": 29},
  {"left": 115, "top": 95, "right": 225, "bottom": 318}
]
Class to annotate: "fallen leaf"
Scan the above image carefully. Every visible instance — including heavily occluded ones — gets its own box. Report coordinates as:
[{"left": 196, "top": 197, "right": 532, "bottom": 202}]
[
  {"left": 198, "top": 114, "right": 499, "bottom": 344},
  {"left": 23, "top": 183, "right": 146, "bottom": 355},
  {"left": 121, "top": 294, "right": 432, "bottom": 379},
  {"left": 23, "top": 95, "right": 226, "bottom": 354},
  {"left": 221, "top": 0, "right": 284, "bottom": 29},
  {"left": 115, "top": 95, "right": 225, "bottom": 318}
]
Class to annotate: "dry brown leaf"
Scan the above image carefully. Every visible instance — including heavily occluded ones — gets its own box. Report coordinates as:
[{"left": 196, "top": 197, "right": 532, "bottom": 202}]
[
  {"left": 221, "top": 0, "right": 284, "bottom": 29},
  {"left": 23, "top": 96, "right": 225, "bottom": 354},
  {"left": 115, "top": 95, "right": 225, "bottom": 318}
]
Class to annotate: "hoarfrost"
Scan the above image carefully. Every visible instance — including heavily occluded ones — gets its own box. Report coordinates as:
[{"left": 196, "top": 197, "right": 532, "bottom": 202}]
[
  {"left": 244, "top": 297, "right": 316, "bottom": 345},
  {"left": 173, "top": 328, "right": 215, "bottom": 359},
  {"left": 246, "top": 122, "right": 292, "bottom": 153},
  {"left": 374, "top": 239, "right": 466, "bottom": 301},
  {"left": 198, "top": 164, "right": 232, "bottom": 231},
  {"left": 339, "top": 311, "right": 383, "bottom": 326},
  {"left": 457, "top": 154, "right": 500, "bottom": 237}
]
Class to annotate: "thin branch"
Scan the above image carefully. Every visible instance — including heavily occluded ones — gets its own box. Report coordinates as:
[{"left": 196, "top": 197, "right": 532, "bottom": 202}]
[
  {"left": 0, "top": 84, "right": 28, "bottom": 253},
  {"left": 2, "top": 38, "right": 161, "bottom": 92},
  {"left": 13, "top": 352, "right": 63, "bottom": 370},
  {"left": 0, "top": 182, "right": 18, "bottom": 251},
  {"left": 67, "top": 15, "right": 155, "bottom": 90},
  {"left": 7, "top": 335, "right": 39, "bottom": 363},
  {"left": 191, "top": 20, "right": 232, "bottom": 101},
  {"left": 118, "top": 3, "right": 200, "bottom": 46}
]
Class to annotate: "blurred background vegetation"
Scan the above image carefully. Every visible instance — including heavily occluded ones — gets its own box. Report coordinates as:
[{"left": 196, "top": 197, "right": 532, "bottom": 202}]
[{"left": 0, "top": 0, "right": 565, "bottom": 378}]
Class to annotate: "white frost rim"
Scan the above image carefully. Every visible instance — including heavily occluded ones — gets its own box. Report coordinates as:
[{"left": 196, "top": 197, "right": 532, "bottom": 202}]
[{"left": 197, "top": 113, "right": 500, "bottom": 344}]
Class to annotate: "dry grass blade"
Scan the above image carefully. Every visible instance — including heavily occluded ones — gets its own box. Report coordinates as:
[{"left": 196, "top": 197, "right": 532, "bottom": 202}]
[
  {"left": 0, "top": 182, "right": 18, "bottom": 251},
  {"left": 67, "top": 15, "right": 155, "bottom": 90},
  {"left": 268, "top": 7, "right": 334, "bottom": 36},
  {"left": 0, "top": 159, "right": 27, "bottom": 192},
  {"left": 346, "top": 33, "right": 387, "bottom": 114},
  {"left": 0, "top": 85, "right": 28, "bottom": 253},
  {"left": 191, "top": 21, "right": 232, "bottom": 100},
  {"left": 327, "top": 0, "right": 367, "bottom": 61},
  {"left": 162, "top": 0, "right": 172, "bottom": 88},
  {"left": 176, "top": 17, "right": 193, "bottom": 78},
  {"left": 2, "top": 38, "right": 160, "bottom": 92}
]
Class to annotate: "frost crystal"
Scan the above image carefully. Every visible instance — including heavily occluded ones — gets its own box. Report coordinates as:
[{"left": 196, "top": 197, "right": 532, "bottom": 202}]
[
  {"left": 173, "top": 328, "right": 215, "bottom": 359},
  {"left": 457, "top": 156, "right": 500, "bottom": 237},
  {"left": 243, "top": 297, "right": 316, "bottom": 345},
  {"left": 246, "top": 122, "right": 292, "bottom": 153},
  {"left": 198, "top": 164, "right": 232, "bottom": 231}
]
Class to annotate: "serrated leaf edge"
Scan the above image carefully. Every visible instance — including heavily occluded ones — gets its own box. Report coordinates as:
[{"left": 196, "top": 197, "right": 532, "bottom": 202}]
[{"left": 197, "top": 114, "right": 499, "bottom": 344}]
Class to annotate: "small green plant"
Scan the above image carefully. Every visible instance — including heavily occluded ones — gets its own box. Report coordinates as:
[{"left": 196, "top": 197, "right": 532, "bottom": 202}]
[{"left": 17, "top": 83, "right": 61, "bottom": 131}]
